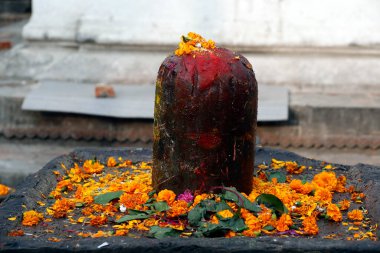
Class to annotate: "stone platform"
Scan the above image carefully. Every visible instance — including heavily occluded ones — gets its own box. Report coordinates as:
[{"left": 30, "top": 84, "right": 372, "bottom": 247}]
[{"left": 0, "top": 147, "right": 379, "bottom": 252}]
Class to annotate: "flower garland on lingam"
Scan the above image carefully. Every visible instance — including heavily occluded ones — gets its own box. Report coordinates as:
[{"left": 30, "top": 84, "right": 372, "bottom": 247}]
[{"left": 7, "top": 33, "right": 377, "bottom": 241}]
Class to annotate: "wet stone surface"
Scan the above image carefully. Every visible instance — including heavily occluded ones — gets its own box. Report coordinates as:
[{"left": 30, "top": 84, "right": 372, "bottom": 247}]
[{"left": 0, "top": 147, "right": 379, "bottom": 252}]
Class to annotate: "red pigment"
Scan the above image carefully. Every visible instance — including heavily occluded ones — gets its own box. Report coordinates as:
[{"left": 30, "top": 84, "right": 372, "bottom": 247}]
[{"left": 153, "top": 47, "right": 258, "bottom": 194}]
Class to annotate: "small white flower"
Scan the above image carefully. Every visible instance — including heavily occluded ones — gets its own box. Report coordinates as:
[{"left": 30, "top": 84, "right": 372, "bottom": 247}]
[
  {"left": 119, "top": 204, "right": 127, "bottom": 213},
  {"left": 195, "top": 43, "right": 201, "bottom": 48},
  {"left": 291, "top": 206, "right": 296, "bottom": 211}
]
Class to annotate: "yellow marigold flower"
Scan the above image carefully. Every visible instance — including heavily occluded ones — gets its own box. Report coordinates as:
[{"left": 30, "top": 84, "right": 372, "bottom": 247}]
[
  {"left": 217, "top": 209, "right": 234, "bottom": 219},
  {"left": 0, "top": 183, "right": 10, "bottom": 195},
  {"left": 326, "top": 204, "right": 342, "bottom": 222},
  {"left": 83, "top": 160, "right": 104, "bottom": 174},
  {"left": 338, "top": 199, "right": 351, "bottom": 211},
  {"left": 347, "top": 209, "right": 364, "bottom": 221},
  {"left": 314, "top": 187, "right": 333, "bottom": 202},
  {"left": 119, "top": 192, "right": 149, "bottom": 210},
  {"left": 157, "top": 189, "right": 176, "bottom": 205},
  {"left": 107, "top": 157, "right": 117, "bottom": 167},
  {"left": 22, "top": 210, "right": 43, "bottom": 226},
  {"left": 312, "top": 171, "right": 337, "bottom": 191},
  {"left": 271, "top": 158, "right": 285, "bottom": 169},
  {"left": 276, "top": 214, "right": 293, "bottom": 232},
  {"left": 302, "top": 216, "right": 319, "bottom": 235},
  {"left": 167, "top": 200, "right": 188, "bottom": 218}
]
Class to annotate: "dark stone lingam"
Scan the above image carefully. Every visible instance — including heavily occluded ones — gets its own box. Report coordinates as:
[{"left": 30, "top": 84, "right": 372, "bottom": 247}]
[
  {"left": 153, "top": 46, "right": 258, "bottom": 195},
  {"left": 0, "top": 147, "right": 379, "bottom": 253}
]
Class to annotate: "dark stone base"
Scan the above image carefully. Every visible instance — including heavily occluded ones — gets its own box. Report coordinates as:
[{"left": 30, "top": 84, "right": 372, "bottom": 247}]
[{"left": 0, "top": 147, "right": 379, "bottom": 252}]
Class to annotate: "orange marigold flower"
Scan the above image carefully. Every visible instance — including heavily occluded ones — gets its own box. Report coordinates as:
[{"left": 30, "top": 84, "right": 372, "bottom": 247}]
[
  {"left": 115, "top": 229, "right": 129, "bottom": 236},
  {"left": 302, "top": 216, "right": 319, "bottom": 235},
  {"left": 0, "top": 183, "right": 10, "bottom": 195},
  {"left": 83, "top": 160, "right": 104, "bottom": 174},
  {"left": 8, "top": 229, "right": 25, "bottom": 236},
  {"left": 312, "top": 171, "right": 337, "bottom": 191},
  {"left": 326, "top": 204, "right": 342, "bottom": 222},
  {"left": 157, "top": 189, "right": 176, "bottom": 205},
  {"left": 314, "top": 187, "right": 333, "bottom": 202},
  {"left": 290, "top": 179, "right": 314, "bottom": 194},
  {"left": 338, "top": 199, "right": 351, "bottom": 211},
  {"left": 241, "top": 209, "right": 261, "bottom": 235},
  {"left": 90, "top": 215, "right": 108, "bottom": 226},
  {"left": 107, "top": 157, "right": 117, "bottom": 167},
  {"left": 119, "top": 192, "right": 149, "bottom": 210},
  {"left": 174, "top": 32, "right": 216, "bottom": 56},
  {"left": 335, "top": 175, "right": 347, "bottom": 193},
  {"left": 92, "top": 230, "right": 108, "bottom": 238},
  {"left": 167, "top": 200, "right": 188, "bottom": 218},
  {"left": 285, "top": 161, "right": 305, "bottom": 174},
  {"left": 51, "top": 198, "right": 74, "bottom": 218},
  {"left": 347, "top": 209, "right": 364, "bottom": 221},
  {"left": 22, "top": 210, "right": 43, "bottom": 226},
  {"left": 56, "top": 179, "right": 74, "bottom": 192},
  {"left": 225, "top": 231, "right": 236, "bottom": 238},
  {"left": 217, "top": 209, "right": 234, "bottom": 219},
  {"left": 276, "top": 214, "right": 293, "bottom": 232}
]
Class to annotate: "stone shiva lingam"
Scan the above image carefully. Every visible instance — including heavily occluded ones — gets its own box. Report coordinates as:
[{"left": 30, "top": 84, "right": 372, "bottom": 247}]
[{"left": 152, "top": 32, "right": 258, "bottom": 194}]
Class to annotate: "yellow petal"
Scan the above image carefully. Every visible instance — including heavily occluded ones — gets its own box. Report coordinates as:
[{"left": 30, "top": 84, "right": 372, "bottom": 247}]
[{"left": 8, "top": 216, "right": 17, "bottom": 221}]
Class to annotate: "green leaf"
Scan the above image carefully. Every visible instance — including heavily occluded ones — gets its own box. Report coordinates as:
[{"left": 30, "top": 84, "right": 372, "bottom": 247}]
[
  {"left": 198, "top": 222, "right": 227, "bottom": 237},
  {"left": 219, "top": 217, "right": 248, "bottom": 232},
  {"left": 200, "top": 199, "right": 232, "bottom": 213},
  {"left": 149, "top": 226, "right": 181, "bottom": 239},
  {"left": 255, "top": 193, "right": 288, "bottom": 215},
  {"left": 128, "top": 209, "right": 154, "bottom": 215},
  {"left": 222, "top": 187, "right": 261, "bottom": 213},
  {"left": 262, "top": 225, "right": 275, "bottom": 231},
  {"left": 268, "top": 171, "right": 286, "bottom": 183},
  {"left": 148, "top": 190, "right": 156, "bottom": 198},
  {"left": 116, "top": 213, "right": 151, "bottom": 223},
  {"left": 153, "top": 201, "right": 170, "bottom": 212},
  {"left": 188, "top": 206, "right": 206, "bottom": 226},
  {"left": 94, "top": 191, "right": 124, "bottom": 204}
]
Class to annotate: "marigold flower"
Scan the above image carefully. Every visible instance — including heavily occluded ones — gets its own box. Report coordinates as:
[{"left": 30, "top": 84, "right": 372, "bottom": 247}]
[
  {"left": 312, "top": 171, "right": 337, "bottom": 191},
  {"left": 338, "top": 199, "right": 351, "bottom": 211},
  {"left": 157, "top": 189, "right": 176, "bottom": 205},
  {"left": 22, "top": 210, "right": 43, "bottom": 226},
  {"left": 174, "top": 32, "right": 216, "bottom": 56},
  {"left": 314, "top": 187, "right": 333, "bottom": 202},
  {"left": 276, "top": 214, "right": 293, "bottom": 232},
  {"left": 167, "top": 200, "right": 188, "bottom": 218},
  {"left": 326, "top": 204, "right": 342, "bottom": 222},
  {"left": 8, "top": 229, "right": 25, "bottom": 236},
  {"left": 289, "top": 179, "right": 314, "bottom": 194},
  {"left": 119, "top": 192, "right": 149, "bottom": 210},
  {"left": 335, "top": 175, "right": 347, "bottom": 193},
  {"left": 302, "top": 216, "right": 319, "bottom": 235},
  {"left": 285, "top": 161, "right": 305, "bottom": 174},
  {"left": 90, "top": 215, "right": 108, "bottom": 226},
  {"left": 225, "top": 231, "right": 236, "bottom": 238},
  {"left": 83, "top": 160, "right": 104, "bottom": 174},
  {"left": 0, "top": 183, "right": 10, "bottom": 195},
  {"left": 217, "top": 209, "right": 234, "bottom": 219},
  {"left": 115, "top": 229, "right": 129, "bottom": 236},
  {"left": 347, "top": 209, "right": 364, "bottom": 221},
  {"left": 107, "top": 157, "right": 117, "bottom": 167},
  {"left": 51, "top": 198, "right": 74, "bottom": 218}
]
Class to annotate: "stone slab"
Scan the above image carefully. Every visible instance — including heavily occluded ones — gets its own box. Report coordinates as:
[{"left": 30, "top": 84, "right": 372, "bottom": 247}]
[
  {"left": 0, "top": 147, "right": 379, "bottom": 252},
  {"left": 21, "top": 81, "right": 289, "bottom": 121}
]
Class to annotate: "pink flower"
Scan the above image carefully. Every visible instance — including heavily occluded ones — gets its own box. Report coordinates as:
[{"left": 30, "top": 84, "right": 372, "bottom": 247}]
[{"left": 177, "top": 189, "right": 194, "bottom": 203}]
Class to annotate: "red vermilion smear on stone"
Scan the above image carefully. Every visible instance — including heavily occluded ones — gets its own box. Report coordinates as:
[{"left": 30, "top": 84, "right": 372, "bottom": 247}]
[{"left": 153, "top": 45, "right": 257, "bottom": 195}]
